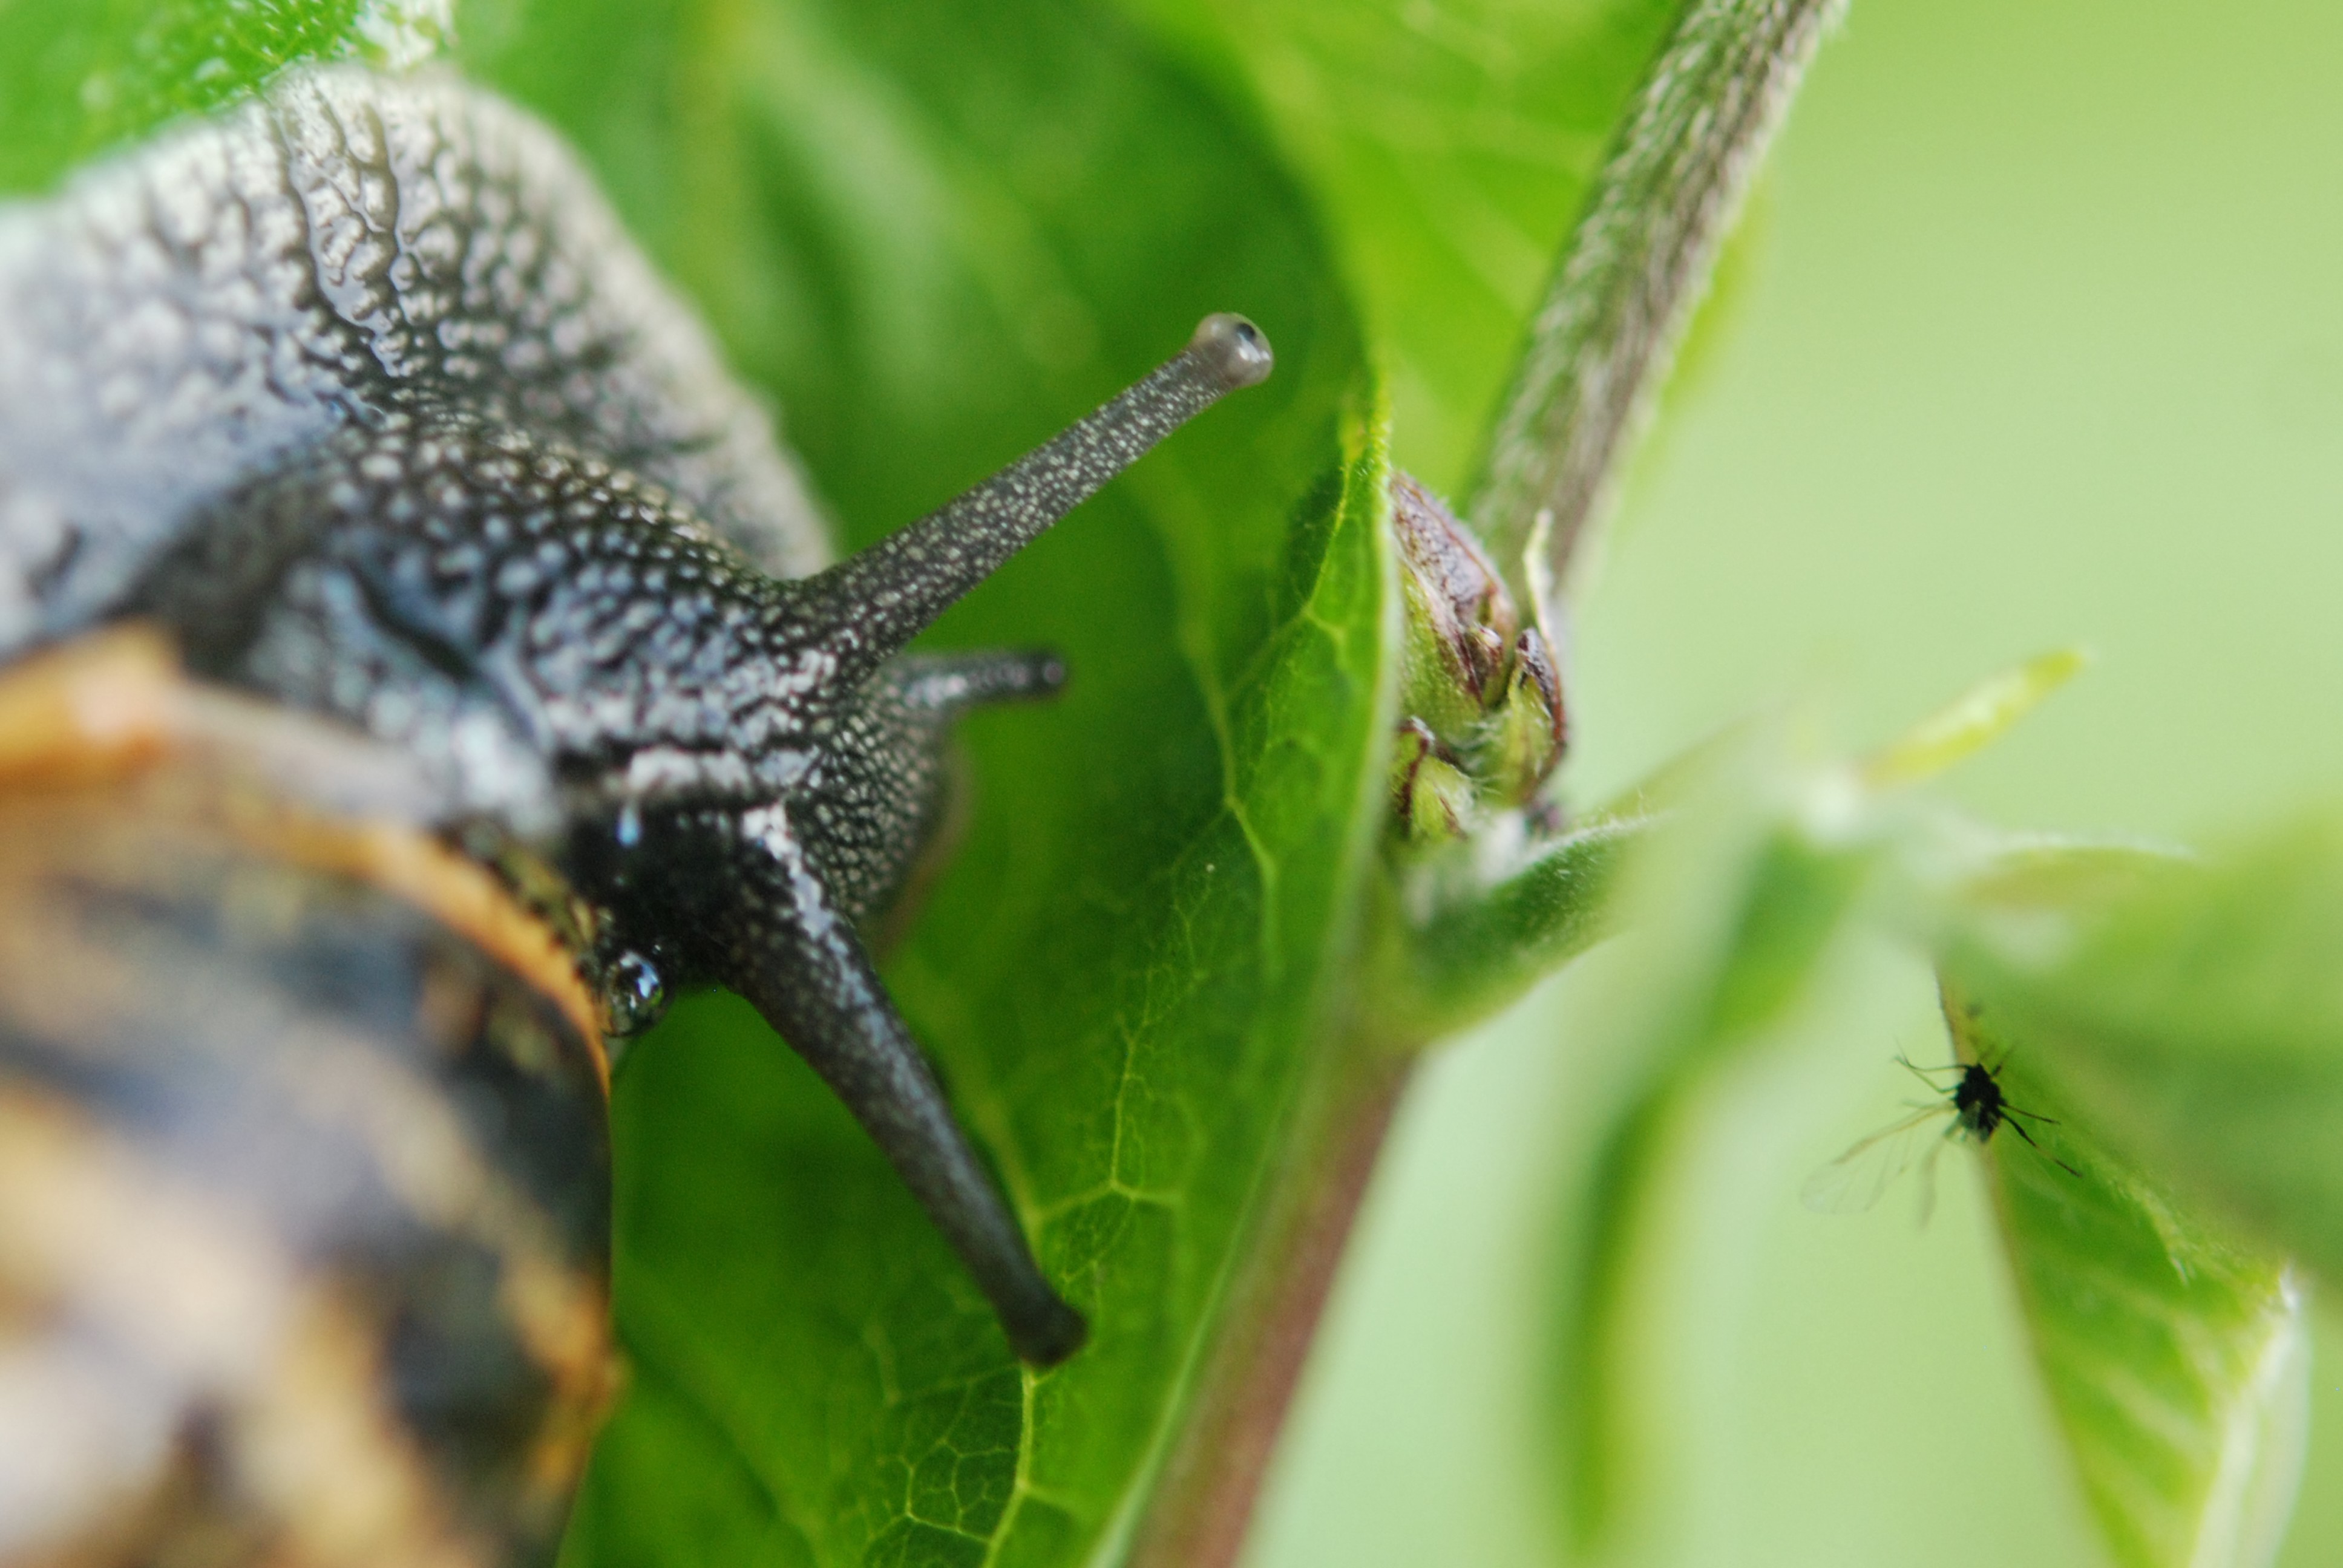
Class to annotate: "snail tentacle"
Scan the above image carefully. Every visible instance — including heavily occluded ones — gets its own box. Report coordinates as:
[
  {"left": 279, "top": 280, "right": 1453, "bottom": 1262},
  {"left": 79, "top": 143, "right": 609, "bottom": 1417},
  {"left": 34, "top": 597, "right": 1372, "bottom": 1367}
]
[
  {"left": 667, "top": 804, "right": 1087, "bottom": 1367},
  {"left": 891, "top": 650, "right": 1069, "bottom": 714},
  {"left": 802, "top": 314, "right": 1274, "bottom": 686}
]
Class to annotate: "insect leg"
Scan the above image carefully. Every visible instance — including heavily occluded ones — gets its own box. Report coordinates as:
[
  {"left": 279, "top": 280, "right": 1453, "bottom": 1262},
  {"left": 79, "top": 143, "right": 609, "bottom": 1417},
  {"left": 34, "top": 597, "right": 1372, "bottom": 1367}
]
[
  {"left": 717, "top": 804, "right": 1086, "bottom": 1367},
  {"left": 2001, "top": 1114, "right": 2083, "bottom": 1179},
  {"left": 1896, "top": 1053, "right": 1962, "bottom": 1080}
]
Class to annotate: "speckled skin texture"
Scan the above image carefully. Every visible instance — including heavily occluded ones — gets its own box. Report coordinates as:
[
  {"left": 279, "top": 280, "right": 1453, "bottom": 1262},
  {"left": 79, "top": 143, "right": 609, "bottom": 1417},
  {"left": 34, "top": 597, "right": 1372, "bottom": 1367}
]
[
  {"left": 0, "top": 65, "right": 826, "bottom": 658},
  {"left": 0, "top": 65, "right": 1272, "bottom": 1368}
]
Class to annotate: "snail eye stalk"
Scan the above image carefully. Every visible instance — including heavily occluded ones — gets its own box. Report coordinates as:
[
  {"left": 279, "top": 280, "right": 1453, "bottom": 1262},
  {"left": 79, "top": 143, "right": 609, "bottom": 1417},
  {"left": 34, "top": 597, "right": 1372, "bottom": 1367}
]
[
  {"left": 801, "top": 314, "right": 1273, "bottom": 686},
  {"left": 716, "top": 806, "right": 1089, "bottom": 1365},
  {"left": 891, "top": 649, "right": 1069, "bottom": 715}
]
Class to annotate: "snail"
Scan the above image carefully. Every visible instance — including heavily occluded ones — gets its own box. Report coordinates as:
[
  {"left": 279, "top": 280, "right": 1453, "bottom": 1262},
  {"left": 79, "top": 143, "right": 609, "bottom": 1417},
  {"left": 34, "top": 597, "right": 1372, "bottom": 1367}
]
[{"left": 0, "top": 62, "right": 1270, "bottom": 1564}]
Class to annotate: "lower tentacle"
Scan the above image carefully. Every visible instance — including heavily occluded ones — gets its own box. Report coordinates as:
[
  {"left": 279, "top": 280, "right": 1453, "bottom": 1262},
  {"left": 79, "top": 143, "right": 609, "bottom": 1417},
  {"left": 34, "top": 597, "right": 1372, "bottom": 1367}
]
[{"left": 716, "top": 806, "right": 1086, "bottom": 1368}]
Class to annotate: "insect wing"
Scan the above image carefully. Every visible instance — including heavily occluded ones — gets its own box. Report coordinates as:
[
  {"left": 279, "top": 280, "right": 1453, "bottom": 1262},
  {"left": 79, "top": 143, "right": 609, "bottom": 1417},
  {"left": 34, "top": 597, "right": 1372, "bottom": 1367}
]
[
  {"left": 1912, "top": 1128, "right": 1951, "bottom": 1227},
  {"left": 1800, "top": 1106, "right": 1947, "bottom": 1214}
]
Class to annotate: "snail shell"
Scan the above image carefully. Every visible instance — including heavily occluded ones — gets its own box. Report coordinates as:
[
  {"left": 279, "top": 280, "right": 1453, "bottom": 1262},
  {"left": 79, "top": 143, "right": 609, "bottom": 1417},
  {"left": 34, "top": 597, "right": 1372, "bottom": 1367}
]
[{"left": 0, "top": 629, "right": 613, "bottom": 1567}]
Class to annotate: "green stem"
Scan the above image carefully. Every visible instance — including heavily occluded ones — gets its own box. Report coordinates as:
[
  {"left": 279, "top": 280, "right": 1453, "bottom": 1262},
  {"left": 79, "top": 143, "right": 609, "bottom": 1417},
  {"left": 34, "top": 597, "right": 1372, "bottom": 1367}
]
[
  {"left": 1127, "top": 1035, "right": 1417, "bottom": 1568},
  {"left": 1468, "top": 0, "right": 1846, "bottom": 603}
]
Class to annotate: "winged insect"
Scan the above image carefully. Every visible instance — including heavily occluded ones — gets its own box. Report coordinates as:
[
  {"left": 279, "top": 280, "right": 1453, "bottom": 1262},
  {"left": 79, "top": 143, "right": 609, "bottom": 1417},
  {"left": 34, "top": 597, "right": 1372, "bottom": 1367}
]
[{"left": 1803, "top": 1052, "right": 2077, "bottom": 1222}]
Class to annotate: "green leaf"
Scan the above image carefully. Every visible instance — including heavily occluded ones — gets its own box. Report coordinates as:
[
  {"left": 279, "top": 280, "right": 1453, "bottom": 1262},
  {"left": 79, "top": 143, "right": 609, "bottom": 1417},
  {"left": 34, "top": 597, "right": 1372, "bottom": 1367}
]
[
  {"left": 1861, "top": 647, "right": 2089, "bottom": 791},
  {"left": 1529, "top": 672, "right": 2089, "bottom": 1558},
  {"left": 1943, "top": 987, "right": 2308, "bottom": 1568},
  {"left": 0, "top": 0, "right": 450, "bottom": 195},
  {"left": 1942, "top": 811, "right": 2343, "bottom": 1299},
  {"left": 1104, "top": 0, "right": 1683, "bottom": 492},
  {"left": 459, "top": 5, "right": 1395, "bottom": 1563}
]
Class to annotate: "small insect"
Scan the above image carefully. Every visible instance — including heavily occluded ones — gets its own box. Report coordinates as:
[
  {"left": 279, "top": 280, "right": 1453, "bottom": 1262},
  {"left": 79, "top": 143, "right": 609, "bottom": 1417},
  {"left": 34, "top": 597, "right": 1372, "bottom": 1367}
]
[{"left": 1802, "top": 1053, "right": 2079, "bottom": 1221}]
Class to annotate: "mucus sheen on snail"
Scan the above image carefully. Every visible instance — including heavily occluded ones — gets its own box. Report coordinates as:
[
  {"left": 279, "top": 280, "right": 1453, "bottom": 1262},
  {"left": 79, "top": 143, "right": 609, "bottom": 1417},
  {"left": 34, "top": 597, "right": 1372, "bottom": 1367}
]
[{"left": 0, "top": 59, "right": 1271, "bottom": 1380}]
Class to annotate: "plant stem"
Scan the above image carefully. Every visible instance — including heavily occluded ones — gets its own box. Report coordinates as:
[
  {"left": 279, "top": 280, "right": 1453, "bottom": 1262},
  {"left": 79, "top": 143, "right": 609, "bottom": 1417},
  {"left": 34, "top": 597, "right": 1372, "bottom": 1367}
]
[
  {"left": 1127, "top": 1035, "right": 1417, "bottom": 1568},
  {"left": 1468, "top": 0, "right": 1846, "bottom": 604}
]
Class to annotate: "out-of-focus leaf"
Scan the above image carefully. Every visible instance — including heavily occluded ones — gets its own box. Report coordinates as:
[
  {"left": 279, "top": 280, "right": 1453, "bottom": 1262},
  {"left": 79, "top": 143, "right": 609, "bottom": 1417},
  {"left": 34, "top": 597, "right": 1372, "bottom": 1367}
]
[
  {"left": 1939, "top": 836, "right": 2178, "bottom": 919},
  {"left": 1944, "top": 987, "right": 2307, "bottom": 1568},
  {"left": 1943, "top": 811, "right": 2343, "bottom": 1294},
  {"left": 460, "top": 5, "right": 1396, "bottom": 1563},
  {"left": 1106, "top": 0, "right": 1682, "bottom": 493},
  {"left": 1534, "top": 663, "right": 2091, "bottom": 1557},
  {"left": 0, "top": 0, "right": 450, "bottom": 195},
  {"left": 1862, "top": 648, "right": 2089, "bottom": 791},
  {"left": 1543, "top": 741, "right": 1876, "bottom": 1553}
]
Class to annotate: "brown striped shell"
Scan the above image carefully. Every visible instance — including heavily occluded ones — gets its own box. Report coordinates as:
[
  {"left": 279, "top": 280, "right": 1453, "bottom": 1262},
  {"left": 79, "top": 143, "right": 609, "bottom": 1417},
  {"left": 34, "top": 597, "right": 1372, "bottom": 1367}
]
[{"left": 0, "top": 631, "right": 614, "bottom": 1566}]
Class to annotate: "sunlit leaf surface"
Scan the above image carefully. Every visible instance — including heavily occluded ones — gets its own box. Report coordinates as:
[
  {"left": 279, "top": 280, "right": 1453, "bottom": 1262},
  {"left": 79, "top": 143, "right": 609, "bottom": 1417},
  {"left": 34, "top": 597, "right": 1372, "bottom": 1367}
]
[{"left": 0, "top": 0, "right": 451, "bottom": 194}]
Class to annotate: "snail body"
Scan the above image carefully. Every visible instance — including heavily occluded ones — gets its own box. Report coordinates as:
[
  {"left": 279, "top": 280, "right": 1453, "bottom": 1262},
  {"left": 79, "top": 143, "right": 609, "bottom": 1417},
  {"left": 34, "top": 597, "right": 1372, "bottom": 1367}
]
[{"left": 0, "top": 64, "right": 1270, "bottom": 1564}]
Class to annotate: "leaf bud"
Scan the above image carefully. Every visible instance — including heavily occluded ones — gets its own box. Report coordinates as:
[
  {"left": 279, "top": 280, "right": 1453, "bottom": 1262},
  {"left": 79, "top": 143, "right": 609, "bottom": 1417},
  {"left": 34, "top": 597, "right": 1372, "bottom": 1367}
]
[{"left": 1386, "top": 473, "right": 1568, "bottom": 841}]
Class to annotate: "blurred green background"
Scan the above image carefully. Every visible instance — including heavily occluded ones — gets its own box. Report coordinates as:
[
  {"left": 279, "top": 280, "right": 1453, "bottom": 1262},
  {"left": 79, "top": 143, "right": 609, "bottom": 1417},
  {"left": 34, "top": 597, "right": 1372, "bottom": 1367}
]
[{"left": 1248, "top": 0, "right": 2343, "bottom": 1564}]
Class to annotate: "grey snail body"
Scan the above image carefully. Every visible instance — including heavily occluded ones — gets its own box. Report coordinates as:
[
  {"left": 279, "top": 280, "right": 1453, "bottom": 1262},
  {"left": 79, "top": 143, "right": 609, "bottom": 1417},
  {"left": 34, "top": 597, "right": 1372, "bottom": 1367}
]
[{"left": 0, "top": 63, "right": 1270, "bottom": 1566}]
